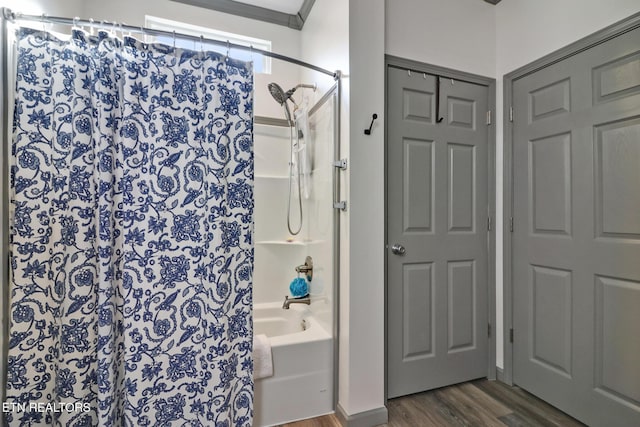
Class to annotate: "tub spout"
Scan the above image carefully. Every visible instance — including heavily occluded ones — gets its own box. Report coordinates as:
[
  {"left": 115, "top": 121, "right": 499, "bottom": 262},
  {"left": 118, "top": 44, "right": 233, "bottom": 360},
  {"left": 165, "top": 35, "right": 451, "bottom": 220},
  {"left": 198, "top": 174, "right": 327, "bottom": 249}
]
[{"left": 282, "top": 295, "right": 311, "bottom": 309}]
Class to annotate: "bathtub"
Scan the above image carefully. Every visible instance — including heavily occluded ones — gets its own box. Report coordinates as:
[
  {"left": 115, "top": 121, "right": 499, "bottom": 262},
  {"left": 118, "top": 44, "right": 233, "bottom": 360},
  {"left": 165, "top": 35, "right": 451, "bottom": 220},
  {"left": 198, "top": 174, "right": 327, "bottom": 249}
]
[{"left": 253, "top": 302, "right": 333, "bottom": 427}]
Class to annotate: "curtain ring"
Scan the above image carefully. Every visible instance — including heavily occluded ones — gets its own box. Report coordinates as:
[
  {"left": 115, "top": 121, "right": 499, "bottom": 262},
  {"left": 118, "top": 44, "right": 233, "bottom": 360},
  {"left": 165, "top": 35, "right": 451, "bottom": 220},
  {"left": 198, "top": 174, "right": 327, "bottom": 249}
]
[
  {"left": 72, "top": 16, "right": 79, "bottom": 30},
  {"left": 200, "top": 35, "right": 204, "bottom": 54},
  {"left": 173, "top": 30, "right": 176, "bottom": 49},
  {"left": 41, "top": 14, "right": 46, "bottom": 32},
  {"left": 89, "top": 18, "right": 94, "bottom": 35},
  {"left": 407, "top": 69, "right": 411, "bottom": 77},
  {"left": 423, "top": 73, "right": 427, "bottom": 79}
]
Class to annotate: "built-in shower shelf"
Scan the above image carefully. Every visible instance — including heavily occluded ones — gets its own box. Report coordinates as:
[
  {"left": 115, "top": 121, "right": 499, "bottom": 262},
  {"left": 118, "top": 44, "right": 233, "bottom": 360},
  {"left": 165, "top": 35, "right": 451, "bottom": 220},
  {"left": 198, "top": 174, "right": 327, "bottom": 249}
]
[
  {"left": 256, "top": 240, "right": 325, "bottom": 246},
  {"left": 255, "top": 174, "right": 289, "bottom": 179}
]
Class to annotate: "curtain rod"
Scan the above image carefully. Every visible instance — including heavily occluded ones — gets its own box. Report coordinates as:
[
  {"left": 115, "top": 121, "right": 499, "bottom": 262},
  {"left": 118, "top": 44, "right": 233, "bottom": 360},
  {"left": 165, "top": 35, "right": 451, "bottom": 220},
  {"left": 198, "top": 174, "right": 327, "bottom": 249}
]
[{"left": 1, "top": 7, "right": 340, "bottom": 80}]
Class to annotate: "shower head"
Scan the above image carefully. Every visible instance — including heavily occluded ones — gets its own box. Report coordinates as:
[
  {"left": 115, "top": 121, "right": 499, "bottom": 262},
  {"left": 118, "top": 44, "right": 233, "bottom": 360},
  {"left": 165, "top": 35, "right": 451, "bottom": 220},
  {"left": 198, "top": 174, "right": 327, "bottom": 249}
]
[
  {"left": 267, "top": 82, "right": 317, "bottom": 106},
  {"left": 267, "top": 82, "right": 295, "bottom": 106},
  {"left": 268, "top": 82, "right": 317, "bottom": 126},
  {"left": 268, "top": 82, "right": 294, "bottom": 124}
]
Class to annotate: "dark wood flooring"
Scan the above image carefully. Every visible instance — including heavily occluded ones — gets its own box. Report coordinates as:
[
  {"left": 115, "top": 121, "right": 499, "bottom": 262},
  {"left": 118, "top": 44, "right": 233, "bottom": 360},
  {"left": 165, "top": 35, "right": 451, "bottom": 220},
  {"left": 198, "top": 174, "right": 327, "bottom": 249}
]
[{"left": 283, "top": 379, "right": 585, "bottom": 427}]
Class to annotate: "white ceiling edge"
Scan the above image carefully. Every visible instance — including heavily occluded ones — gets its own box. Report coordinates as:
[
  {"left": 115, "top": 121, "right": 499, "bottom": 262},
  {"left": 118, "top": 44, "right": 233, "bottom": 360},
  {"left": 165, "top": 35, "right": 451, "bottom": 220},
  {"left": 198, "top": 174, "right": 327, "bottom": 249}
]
[{"left": 233, "top": 0, "right": 304, "bottom": 15}]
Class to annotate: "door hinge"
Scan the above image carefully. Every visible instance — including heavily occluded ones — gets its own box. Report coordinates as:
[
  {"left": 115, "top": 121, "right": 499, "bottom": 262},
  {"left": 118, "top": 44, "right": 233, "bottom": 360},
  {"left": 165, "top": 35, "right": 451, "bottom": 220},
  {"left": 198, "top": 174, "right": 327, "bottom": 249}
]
[
  {"left": 510, "top": 217, "right": 514, "bottom": 232},
  {"left": 509, "top": 328, "right": 514, "bottom": 343},
  {"left": 487, "top": 216, "right": 492, "bottom": 231},
  {"left": 488, "top": 323, "right": 492, "bottom": 338},
  {"left": 334, "top": 201, "right": 347, "bottom": 211},
  {"left": 333, "top": 158, "right": 348, "bottom": 170},
  {"left": 486, "top": 110, "right": 492, "bottom": 125},
  {"left": 509, "top": 106, "right": 513, "bottom": 122}
]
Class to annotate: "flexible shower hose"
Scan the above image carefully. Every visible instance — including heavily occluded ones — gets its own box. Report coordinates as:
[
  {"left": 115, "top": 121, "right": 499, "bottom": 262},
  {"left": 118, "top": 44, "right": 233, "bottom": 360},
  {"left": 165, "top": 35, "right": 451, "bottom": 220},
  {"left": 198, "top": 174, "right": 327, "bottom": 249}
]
[{"left": 287, "top": 112, "right": 303, "bottom": 235}]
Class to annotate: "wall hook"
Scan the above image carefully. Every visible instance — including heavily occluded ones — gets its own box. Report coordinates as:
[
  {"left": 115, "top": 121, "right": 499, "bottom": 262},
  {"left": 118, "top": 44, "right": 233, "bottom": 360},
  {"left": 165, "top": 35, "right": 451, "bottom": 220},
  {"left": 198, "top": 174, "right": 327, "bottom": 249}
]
[{"left": 364, "top": 113, "right": 378, "bottom": 135}]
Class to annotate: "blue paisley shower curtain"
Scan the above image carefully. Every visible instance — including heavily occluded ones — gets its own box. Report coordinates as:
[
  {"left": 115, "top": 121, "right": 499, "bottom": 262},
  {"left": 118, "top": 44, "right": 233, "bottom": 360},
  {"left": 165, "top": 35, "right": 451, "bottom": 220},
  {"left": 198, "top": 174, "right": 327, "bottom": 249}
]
[{"left": 6, "top": 28, "right": 254, "bottom": 426}]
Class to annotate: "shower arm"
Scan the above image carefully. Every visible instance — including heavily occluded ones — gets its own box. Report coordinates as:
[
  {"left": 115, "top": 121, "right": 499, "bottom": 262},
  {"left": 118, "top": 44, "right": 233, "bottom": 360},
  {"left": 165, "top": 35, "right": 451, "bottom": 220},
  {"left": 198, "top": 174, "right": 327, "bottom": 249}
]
[
  {"left": 287, "top": 84, "right": 317, "bottom": 110},
  {"left": 294, "top": 83, "right": 317, "bottom": 91}
]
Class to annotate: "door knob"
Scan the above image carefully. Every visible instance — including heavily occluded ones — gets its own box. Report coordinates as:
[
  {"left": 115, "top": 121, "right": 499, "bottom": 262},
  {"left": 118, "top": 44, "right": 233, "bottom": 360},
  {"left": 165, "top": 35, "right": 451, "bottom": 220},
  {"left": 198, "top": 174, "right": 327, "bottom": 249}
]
[{"left": 391, "top": 244, "right": 406, "bottom": 256}]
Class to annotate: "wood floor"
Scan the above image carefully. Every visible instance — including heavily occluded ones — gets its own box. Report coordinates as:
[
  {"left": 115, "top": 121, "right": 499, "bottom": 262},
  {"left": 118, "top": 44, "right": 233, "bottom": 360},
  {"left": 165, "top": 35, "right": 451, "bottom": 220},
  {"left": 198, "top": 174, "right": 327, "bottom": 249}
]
[{"left": 283, "top": 379, "right": 584, "bottom": 427}]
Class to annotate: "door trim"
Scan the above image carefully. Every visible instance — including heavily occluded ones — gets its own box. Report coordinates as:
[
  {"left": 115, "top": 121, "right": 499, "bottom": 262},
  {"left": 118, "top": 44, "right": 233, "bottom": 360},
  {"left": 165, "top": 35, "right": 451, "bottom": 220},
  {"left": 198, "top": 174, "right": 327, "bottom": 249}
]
[
  {"left": 502, "top": 10, "right": 640, "bottom": 386},
  {"left": 384, "top": 55, "right": 497, "bottom": 401}
]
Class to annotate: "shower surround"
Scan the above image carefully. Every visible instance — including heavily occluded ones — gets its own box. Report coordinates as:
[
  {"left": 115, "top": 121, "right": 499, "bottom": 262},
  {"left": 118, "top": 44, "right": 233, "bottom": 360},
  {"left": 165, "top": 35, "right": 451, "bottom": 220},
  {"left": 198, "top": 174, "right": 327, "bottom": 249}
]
[{"left": 252, "top": 89, "right": 337, "bottom": 425}]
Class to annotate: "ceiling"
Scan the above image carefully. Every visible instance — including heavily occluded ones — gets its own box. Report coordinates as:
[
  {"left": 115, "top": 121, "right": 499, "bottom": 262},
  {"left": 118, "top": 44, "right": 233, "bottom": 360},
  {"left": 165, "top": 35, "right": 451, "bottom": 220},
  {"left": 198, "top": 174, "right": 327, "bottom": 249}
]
[
  {"left": 170, "top": 0, "right": 501, "bottom": 30},
  {"left": 233, "top": 0, "right": 304, "bottom": 15},
  {"left": 170, "top": 0, "right": 316, "bottom": 30}
]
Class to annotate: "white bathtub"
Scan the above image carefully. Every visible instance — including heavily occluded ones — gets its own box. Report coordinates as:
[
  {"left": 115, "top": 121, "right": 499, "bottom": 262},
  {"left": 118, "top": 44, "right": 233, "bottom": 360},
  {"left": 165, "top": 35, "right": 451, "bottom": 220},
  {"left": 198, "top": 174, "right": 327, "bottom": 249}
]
[{"left": 253, "top": 302, "right": 333, "bottom": 427}]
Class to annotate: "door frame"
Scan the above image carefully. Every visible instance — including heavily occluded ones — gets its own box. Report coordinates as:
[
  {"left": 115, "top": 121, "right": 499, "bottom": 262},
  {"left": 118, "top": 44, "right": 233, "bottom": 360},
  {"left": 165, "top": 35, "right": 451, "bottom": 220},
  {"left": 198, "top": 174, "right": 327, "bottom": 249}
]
[
  {"left": 502, "top": 11, "right": 640, "bottom": 386},
  {"left": 384, "top": 55, "right": 497, "bottom": 400}
]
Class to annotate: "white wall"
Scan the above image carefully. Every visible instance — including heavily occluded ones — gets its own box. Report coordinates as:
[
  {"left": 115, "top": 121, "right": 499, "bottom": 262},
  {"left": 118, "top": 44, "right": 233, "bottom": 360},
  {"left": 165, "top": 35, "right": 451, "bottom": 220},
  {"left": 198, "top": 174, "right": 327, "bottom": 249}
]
[
  {"left": 300, "top": 0, "right": 348, "bottom": 92},
  {"left": 0, "top": 0, "right": 84, "bottom": 16},
  {"left": 303, "top": 0, "right": 387, "bottom": 420},
  {"left": 345, "top": 0, "right": 386, "bottom": 418},
  {"left": 493, "top": 0, "right": 640, "bottom": 369},
  {"left": 386, "top": 0, "right": 496, "bottom": 78},
  {"left": 300, "top": 0, "right": 353, "bottom": 415},
  {"left": 496, "top": 0, "right": 640, "bottom": 75}
]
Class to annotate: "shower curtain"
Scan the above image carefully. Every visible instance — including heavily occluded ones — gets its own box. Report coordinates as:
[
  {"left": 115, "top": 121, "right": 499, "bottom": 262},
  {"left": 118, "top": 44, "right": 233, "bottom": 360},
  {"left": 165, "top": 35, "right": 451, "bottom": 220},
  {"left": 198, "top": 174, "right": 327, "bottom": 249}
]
[{"left": 6, "top": 28, "right": 254, "bottom": 426}]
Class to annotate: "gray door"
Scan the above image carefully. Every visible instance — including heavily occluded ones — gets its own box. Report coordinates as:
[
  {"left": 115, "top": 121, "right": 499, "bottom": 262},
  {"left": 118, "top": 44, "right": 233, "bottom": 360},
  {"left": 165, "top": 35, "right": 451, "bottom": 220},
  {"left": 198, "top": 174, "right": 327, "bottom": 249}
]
[
  {"left": 387, "top": 66, "right": 489, "bottom": 398},
  {"left": 512, "top": 25, "right": 640, "bottom": 426}
]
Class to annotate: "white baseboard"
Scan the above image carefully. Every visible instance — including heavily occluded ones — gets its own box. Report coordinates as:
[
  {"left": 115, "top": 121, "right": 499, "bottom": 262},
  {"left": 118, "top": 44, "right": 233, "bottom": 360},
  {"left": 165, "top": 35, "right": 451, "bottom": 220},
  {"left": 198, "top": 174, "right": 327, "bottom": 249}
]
[{"left": 336, "top": 403, "right": 388, "bottom": 427}]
